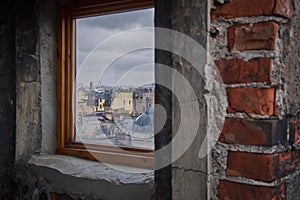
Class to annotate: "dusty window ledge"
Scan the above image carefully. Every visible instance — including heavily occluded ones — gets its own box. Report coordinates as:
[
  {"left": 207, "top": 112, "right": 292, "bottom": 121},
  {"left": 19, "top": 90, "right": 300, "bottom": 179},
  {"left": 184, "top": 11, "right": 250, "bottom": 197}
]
[{"left": 28, "top": 154, "right": 154, "bottom": 185}]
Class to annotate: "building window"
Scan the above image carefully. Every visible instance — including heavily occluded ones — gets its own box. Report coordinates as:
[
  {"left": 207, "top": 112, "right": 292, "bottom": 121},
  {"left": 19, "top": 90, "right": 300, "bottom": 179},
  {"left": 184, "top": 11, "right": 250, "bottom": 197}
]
[{"left": 57, "top": 0, "right": 154, "bottom": 168}]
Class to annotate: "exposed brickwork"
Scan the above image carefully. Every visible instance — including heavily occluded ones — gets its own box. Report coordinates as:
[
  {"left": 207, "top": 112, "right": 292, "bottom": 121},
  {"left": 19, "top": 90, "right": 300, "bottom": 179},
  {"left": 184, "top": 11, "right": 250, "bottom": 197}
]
[
  {"left": 212, "top": 0, "right": 298, "bottom": 199},
  {"left": 216, "top": 58, "right": 272, "bottom": 84},
  {"left": 219, "top": 118, "right": 285, "bottom": 146},
  {"left": 227, "top": 150, "right": 300, "bottom": 182},
  {"left": 226, "top": 151, "right": 278, "bottom": 182},
  {"left": 279, "top": 150, "right": 300, "bottom": 177},
  {"left": 227, "top": 88, "right": 276, "bottom": 115},
  {"left": 50, "top": 192, "right": 74, "bottom": 200},
  {"left": 211, "top": 0, "right": 294, "bottom": 20},
  {"left": 289, "top": 119, "right": 299, "bottom": 143},
  {"left": 227, "top": 22, "right": 279, "bottom": 51},
  {"left": 274, "top": 0, "right": 294, "bottom": 19},
  {"left": 218, "top": 180, "right": 285, "bottom": 200}
]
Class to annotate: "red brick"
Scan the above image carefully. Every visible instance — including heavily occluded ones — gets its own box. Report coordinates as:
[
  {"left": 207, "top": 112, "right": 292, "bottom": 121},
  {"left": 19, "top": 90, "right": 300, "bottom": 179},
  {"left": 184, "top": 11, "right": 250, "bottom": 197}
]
[
  {"left": 216, "top": 58, "right": 272, "bottom": 84},
  {"left": 279, "top": 149, "right": 300, "bottom": 176},
  {"left": 219, "top": 118, "right": 281, "bottom": 145},
  {"left": 211, "top": 0, "right": 293, "bottom": 20},
  {"left": 227, "top": 22, "right": 279, "bottom": 51},
  {"left": 227, "top": 88, "right": 276, "bottom": 115},
  {"left": 50, "top": 192, "right": 74, "bottom": 200},
  {"left": 226, "top": 151, "right": 279, "bottom": 182},
  {"left": 289, "top": 119, "right": 299, "bottom": 143},
  {"left": 274, "top": 0, "right": 294, "bottom": 19},
  {"left": 226, "top": 150, "right": 300, "bottom": 182},
  {"left": 218, "top": 180, "right": 285, "bottom": 200}
]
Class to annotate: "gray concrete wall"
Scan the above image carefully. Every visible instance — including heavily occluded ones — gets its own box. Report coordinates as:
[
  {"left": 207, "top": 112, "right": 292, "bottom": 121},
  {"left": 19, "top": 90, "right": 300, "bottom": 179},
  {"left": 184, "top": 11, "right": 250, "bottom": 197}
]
[
  {"left": 15, "top": 0, "right": 42, "bottom": 162},
  {"left": 39, "top": 0, "right": 57, "bottom": 155},
  {"left": 154, "top": 0, "right": 212, "bottom": 199},
  {"left": 171, "top": 0, "right": 209, "bottom": 200}
]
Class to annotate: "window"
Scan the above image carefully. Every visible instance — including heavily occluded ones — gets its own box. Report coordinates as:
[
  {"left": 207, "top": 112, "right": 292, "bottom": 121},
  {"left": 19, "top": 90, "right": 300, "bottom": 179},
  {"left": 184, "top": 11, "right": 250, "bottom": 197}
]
[{"left": 57, "top": 0, "right": 154, "bottom": 169}]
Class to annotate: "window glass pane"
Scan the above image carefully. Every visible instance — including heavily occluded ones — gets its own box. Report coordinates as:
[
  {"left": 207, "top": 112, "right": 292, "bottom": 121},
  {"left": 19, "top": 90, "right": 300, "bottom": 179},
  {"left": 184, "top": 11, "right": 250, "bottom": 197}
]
[{"left": 75, "top": 8, "right": 154, "bottom": 150}]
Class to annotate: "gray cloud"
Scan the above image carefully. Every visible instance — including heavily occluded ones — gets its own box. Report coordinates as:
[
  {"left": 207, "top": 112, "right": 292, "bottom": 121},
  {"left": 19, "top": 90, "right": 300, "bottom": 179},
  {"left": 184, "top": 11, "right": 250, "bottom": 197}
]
[
  {"left": 77, "top": 8, "right": 154, "bottom": 30},
  {"left": 76, "top": 8, "right": 154, "bottom": 86}
]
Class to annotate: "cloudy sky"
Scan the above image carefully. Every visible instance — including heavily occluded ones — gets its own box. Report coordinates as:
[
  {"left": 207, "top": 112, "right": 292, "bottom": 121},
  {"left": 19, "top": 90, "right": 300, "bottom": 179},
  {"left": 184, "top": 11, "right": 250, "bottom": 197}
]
[{"left": 76, "top": 8, "right": 154, "bottom": 87}]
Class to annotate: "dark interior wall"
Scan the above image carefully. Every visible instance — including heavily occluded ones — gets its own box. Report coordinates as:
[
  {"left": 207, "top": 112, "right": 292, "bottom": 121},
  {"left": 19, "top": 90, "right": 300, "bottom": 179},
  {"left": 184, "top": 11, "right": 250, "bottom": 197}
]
[
  {"left": 154, "top": 0, "right": 172, "bottom": 199},
  {"left": 0, "top": 0, "right": 16, "bottom": 198},
  {"left": 155, "top": 0, "right": 209, "bottom": 199},
  {"left": 15, "top": 0, "right": 42, "bottom": 162},
  {"left": 171, "top": 1, "right": 208, "bottom": 199}
]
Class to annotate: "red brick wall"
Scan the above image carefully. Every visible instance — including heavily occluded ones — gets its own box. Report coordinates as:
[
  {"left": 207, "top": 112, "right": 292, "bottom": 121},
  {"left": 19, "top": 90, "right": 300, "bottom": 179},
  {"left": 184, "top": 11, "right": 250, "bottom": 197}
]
[{"left": 211, "top": 0, "right": 298, "bottom": 199}]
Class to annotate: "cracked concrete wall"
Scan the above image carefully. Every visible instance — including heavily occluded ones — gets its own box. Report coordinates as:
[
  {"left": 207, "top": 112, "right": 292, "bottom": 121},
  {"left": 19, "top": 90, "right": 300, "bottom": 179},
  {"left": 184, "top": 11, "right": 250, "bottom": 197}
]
[
  {"left": 15, "top": 0, "right": 42, "bottom": 162},
  {"left": 154, "top": 0, "right": 212, "bottom": 199},
  {"left": 15, "top": 0, "right": 57, "bottom": 161},
  {"left": 171, "top": 0, "right": 209, "bottom": 199},
  {"left": 39, "top": 0, "right": 57, "bottom": 155}
]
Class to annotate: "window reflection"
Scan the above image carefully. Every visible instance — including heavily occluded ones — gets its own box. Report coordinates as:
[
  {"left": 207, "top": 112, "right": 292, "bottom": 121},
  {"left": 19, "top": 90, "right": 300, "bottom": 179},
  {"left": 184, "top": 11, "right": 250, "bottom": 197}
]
[{"left": 75, "top": 8, "right": 154, "bottom": 150}]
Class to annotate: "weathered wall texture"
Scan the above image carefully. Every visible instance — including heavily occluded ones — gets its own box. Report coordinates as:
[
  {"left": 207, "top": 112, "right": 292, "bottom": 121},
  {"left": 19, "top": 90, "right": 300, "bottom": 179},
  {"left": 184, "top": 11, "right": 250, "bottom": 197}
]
[
  {"left": 13, "top": 0, "right": 154, "bottom": 199},
  {"left": 171, "top": 0, "right": 209, "bottom": 200},
  {"left": 283, "top": 0, "right": 300, "bottom": 116},
  {"left": 0, "top": 0, "right": 299, "bottom": 199},
  {"left": 210, "top": 0, "right": 300, "bottom": 199},
  {"left": 154, "top": 0, "right": 212, "bottom": 199},
  {"left": 0, "top": 0, "right": 16, "bottom": 198},
  {"left": 15, "top": 0, "right": 42, "bottom": 162}
]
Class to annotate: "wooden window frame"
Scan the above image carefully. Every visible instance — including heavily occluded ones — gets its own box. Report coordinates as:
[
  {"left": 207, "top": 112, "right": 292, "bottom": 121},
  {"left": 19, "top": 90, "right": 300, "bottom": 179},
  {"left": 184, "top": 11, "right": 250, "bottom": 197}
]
[{"left": 57, "top": 0, "right": 154, "bottom": 169}]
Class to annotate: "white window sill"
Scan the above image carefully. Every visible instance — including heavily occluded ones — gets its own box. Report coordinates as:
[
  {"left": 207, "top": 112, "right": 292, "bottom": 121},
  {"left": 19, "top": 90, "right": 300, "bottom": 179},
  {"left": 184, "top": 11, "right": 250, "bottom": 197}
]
[{"left": 28, "top": 154, "right": 154, "bottom": 199}]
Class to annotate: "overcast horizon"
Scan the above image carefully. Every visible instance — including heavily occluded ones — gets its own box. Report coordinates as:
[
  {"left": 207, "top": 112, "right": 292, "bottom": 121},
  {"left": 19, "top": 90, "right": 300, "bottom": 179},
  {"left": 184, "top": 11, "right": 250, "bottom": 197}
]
[{"left": 76, "top": 8, "right": 155, "bottom": 87}]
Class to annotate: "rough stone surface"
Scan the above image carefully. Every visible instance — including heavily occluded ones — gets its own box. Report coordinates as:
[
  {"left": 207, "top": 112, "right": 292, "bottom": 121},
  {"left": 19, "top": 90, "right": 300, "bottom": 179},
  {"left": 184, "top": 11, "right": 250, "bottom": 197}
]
[
  {"left": 15, "top": 155, "right": 154, "bottom": 200},
  {"left": 286, "top": 172, "right": 300, "bottom": 200},
  {"left": 227, "top": 88, "right": 276, "bottom": 115},
  {"left": 15, "top": 0, "right": 42, "bottom": 161},
  {"left": 228, "top": 22, "right": 279, "bottom": 51},
  {"left": 172, "top": 168, "right": 208, "bottom": 200},
  {"left": 170, "top": 0, "right": 212, "bottom": 199},
  {"left": 282, "top": 0, "right": 300, "bottom": 117},
  {"left": 218, "top": 180, "right": 285, "bottom": 200},
  {"left": 216, "top": 58, "right": 272, "bottom": 84},
  {"left": 40, "top": 0, "right": 57, "bottom": 154}
]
